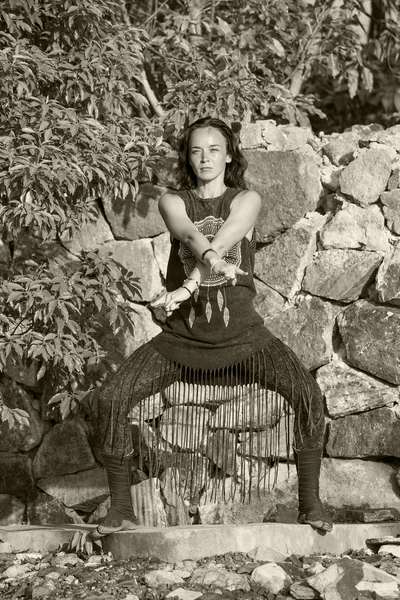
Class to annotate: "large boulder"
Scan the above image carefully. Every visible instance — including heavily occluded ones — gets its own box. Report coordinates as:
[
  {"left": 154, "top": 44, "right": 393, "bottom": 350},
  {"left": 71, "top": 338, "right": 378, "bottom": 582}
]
[
  {"left": 102, "top": 183, "right": 168, "bottom": 240},
  {"left": 321, "top": 458, "right": 400, "bottom": 511},
  {"left": 244, "top": 150, "right": 320, "bottom": 242},
  {"left": 326, "top": 407, "right": 400, "bottom": 458},
  {"left": 159, "top": 406, "right": 211, "bottom": 450},
  {"left": 0, "top": 494, "right": 25, "bottom": 525},
  {"left": 240, "top": 120, "right": 287, "bottom": 150},
  {"left": 339, "top": 148, "right": 392, "bottom": 206},
  {"left": 98, "top": 239, "right": 163, "bottom": 302},
  {"left": 253, "top": 279, "right": 286, "bottom": 319},
  {"left": 320, "top": 202, "right": 389, "bottom": 253},
  {"left": 254, "top": 216, "right": 318, "bottom": 299},
  {"left": 0, "top": 378, "right": 47, "bottom": 452},
  {"left": 265, "top": 295, "right": 341, "bottom": 370},
  {"left": 152, "top": 231, "right": 171, "bottom": 279},
  {"left": 0, "top": 453, "right": 34, "bottom": 494},
  {"left": 367, "top": 124, "right": 400, "bottom": 151},
  {"left": 60, "top": 206, "right": 114, "bottom": 255},
  {"left": 380, "top": 189, "right": 400, "bottom": 234},
  {"left": 37, "top": 467, "right": 109, "bottom": 511},
  {"left": 121, "top": 302, "right": 162, "bottom": 356},
  {"left": 322, "top": 133, "right": 358, "bottom": 166},
  {"left": 303, "top": 249, "right": 382, "bottom": 302},
  {"left": 33, "top": 419, "right": 96, "bottom": 479},
  {"left": 316, "top": 361, "right": 400, "bottom": 418},
  {"left": 376, "top": 241, "right": 400, "bottom": 306},
  {"left": 27, "top": 492, "right": 83, "bottom": 525},
  {"left": 337, "top": 300, "right": 400, "bottom": 384}
]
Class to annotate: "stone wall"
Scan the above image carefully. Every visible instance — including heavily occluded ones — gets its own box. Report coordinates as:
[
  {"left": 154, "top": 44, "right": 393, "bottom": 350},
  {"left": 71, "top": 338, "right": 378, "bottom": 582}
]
[{"left": 1, "top": 121, "right": 400, "bottom": 528}]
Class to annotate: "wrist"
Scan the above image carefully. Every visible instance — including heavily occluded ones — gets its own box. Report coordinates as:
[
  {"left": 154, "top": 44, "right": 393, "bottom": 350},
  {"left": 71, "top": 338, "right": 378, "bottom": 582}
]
[
  {"left": 201, "top": 247, "right": 221, "bottom": 266},
  {"left": 182, "top": 277, "right": 199, "bottom": 294},
  {"left": 210, "top": 258, "right": 225, "bottom": 273}
]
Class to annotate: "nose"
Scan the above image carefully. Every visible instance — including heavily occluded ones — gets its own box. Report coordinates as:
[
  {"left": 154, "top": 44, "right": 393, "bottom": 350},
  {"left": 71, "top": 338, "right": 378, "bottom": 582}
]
[{"left": 200, "top": 150, "right": 210, "bottom": 163}]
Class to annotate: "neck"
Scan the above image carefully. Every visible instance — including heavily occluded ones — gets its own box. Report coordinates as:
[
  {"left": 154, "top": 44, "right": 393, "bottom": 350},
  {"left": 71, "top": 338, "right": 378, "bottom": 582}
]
[{"left": 195, "top": 175, "right": 227, "bottom": 199}]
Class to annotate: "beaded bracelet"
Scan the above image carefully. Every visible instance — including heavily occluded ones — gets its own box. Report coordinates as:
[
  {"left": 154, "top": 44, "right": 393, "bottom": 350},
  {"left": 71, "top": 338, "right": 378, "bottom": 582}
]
[{"left": 201, "top": 248, "right": 218, "bottom": 262}]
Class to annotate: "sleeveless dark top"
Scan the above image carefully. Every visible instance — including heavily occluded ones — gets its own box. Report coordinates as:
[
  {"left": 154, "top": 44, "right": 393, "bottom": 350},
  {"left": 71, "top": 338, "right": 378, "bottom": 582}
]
[{"left": 150, "top": 188, "right": 275, "bottom": 369}]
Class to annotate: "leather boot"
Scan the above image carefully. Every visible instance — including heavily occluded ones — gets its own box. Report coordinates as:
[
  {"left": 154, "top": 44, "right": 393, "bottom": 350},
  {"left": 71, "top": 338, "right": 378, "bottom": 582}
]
[
  {"left": 92, "top": 453, "right": 138, "bottom": 539},
  {"left": 293, "top": 447, "right": 332, "bottom": 532}
]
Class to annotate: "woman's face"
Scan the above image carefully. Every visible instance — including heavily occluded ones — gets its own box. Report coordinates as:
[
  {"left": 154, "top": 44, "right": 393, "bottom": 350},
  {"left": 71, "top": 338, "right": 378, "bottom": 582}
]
[{"left": 188, "top": 127, "right": 232, "bottom": 183}]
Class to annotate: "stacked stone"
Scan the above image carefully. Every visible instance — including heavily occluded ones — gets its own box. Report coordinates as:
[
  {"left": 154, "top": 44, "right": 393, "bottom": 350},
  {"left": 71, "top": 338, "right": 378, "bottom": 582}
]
[{"left": 1, "top": 121, "right": 400, "bottom": 528}]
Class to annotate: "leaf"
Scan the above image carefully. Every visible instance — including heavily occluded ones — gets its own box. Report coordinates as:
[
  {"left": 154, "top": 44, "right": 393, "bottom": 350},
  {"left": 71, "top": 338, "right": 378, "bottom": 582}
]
[
  {"left": 36, "top": 365, "right": 46, "bottom": 380},
  {"left": 347, "top": 67, "right": 359, "bottom": 99}
]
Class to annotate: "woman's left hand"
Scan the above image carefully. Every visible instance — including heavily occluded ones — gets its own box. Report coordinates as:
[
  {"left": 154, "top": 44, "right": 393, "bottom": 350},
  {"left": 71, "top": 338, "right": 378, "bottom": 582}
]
[
  {"left": 150, "top": 287, "right": 191, "bottom": 317},
  {"left": 211, "top": 261, "right": 248, "bottom": 286}
]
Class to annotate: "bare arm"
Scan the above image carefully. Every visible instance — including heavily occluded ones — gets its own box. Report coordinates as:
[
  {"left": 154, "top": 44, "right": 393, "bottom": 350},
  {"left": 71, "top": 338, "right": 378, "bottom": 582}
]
[{"left": 210, "top": 190, "right": 261, "bottom": 256}]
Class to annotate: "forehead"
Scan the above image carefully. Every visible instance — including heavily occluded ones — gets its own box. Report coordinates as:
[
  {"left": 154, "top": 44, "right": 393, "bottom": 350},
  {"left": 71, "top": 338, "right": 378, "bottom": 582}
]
[{"left": 189, "top": 127, "right": 227, "bottom": 148}]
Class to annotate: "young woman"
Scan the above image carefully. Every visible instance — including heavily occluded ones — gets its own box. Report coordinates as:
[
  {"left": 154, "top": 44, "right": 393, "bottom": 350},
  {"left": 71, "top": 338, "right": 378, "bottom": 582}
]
[{"left": 93, "top": 117, "right": 332, "bottom": 539}]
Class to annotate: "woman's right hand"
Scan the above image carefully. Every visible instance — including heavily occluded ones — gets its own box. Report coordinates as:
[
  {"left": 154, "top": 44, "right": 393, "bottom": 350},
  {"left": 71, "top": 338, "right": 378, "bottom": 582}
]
[{"left": 150, "top": 287, "right": 191, "bottom": 317}]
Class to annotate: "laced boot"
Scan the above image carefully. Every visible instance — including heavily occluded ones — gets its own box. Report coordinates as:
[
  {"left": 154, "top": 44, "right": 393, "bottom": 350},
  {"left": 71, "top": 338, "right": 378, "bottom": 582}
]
[
  {"left": 294, "top": 447, "right": 332, "bottom": 532},
  {"left": 92, "top": 453, "right": 138, "bottom": 539}
]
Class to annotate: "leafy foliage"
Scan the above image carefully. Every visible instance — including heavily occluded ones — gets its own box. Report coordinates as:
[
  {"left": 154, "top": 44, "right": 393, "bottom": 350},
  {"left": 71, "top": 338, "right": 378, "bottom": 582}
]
[
  {"left": 0, "top": 0, "right": 166, "bottom": 423},
  {"left": 136, "top": 0, "right": 400, "bottom": 130}
]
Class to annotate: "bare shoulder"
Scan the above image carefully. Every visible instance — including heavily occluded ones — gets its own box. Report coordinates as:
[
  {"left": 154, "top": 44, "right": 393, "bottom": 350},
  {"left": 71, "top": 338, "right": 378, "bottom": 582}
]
[
  {"left": 230, "top": 189, "right": 261, "bottom": 209},
  {"left": 159, "top": 191, "right": 186, "bottom": 212}
]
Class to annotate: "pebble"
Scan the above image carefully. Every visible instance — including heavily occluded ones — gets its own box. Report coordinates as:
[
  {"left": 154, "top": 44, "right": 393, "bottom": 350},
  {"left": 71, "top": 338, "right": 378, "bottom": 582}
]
[{"left": 165, "top": 588, "right": 203, "bottom": 599}]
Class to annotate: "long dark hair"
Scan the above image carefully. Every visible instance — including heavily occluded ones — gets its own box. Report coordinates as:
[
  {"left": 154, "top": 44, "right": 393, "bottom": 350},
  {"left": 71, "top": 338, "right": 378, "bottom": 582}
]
[{"left": 178, "top": 117, "right": 248, "bottom": 190}]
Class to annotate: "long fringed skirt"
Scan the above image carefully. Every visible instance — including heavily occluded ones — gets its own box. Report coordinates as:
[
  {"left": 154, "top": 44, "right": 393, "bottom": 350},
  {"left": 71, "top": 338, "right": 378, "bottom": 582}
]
[{"left": 95, "top": 334, "right": 325, "bottom": 503}]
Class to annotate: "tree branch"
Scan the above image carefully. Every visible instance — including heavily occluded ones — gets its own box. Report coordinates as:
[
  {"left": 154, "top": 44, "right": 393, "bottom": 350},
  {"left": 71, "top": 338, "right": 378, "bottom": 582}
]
[{"left": 139, "top": 69, "right": 165, "bottom": 117}]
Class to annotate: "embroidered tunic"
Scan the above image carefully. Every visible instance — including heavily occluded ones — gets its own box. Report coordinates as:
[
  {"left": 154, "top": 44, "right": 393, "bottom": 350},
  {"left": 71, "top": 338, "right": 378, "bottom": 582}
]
[{"left": 150, "top": 187, "right": 275, "bottom": 370}]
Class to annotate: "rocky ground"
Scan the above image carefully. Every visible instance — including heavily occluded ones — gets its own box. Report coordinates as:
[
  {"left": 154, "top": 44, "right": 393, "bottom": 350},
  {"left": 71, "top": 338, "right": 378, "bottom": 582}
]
[{"left": 2, "top": 536, "right": 400, "bottom": 600}]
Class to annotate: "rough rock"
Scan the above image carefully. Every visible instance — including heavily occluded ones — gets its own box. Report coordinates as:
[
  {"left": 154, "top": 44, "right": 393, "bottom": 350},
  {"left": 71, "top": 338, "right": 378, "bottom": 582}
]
[
  {"left": 323, "top": 133, "right": 359, "bottom": 166},
  {"left": 327, "top": 407, "right": 400, "bottom": 458},
  {"left": 98, "top": 239, "right": 163, "bottom": 302},
  {"left": 316, "top": 361, "right": 399, "bottom": 418},
  {"left": 253, "top": 279, "right": 286, "bottom": 318},
  {"left": 60, "top": 206, "right": 114, "bottom": 255},
  {"left": 102, "top": 183, "right": 167, "bottom": 240},
  {"left": 159, "top": 469, "right": 190, "bottom": 526},
  {"left": 303, "top": 248, "right": 382, "bottom": 302},
  {"left": 144, "top": 569, "right": 185, "bottom": 587},
  {"left": 378, "top": 545, "right": 400, "bottom": 558},
  {"left": 320, "top": 458, "right": 400, "bottom": 510},
  {"left": 320, "top": 163, "right": 343, "bottom": 191},
  {"left": 210, "top": 387, "right": 285, "bottom": 430},
  {"left": 367, "top": 124, "right": 400, "bottom": 151},
  {"left": 37, "top": 467, "right": 109, "bottom": 510},
  {"left": 160, "top": 406, "right": 211, "bottom": 450},
  {"left": 244, "top": 150, "right": 320, "bottom": 242},
  {"left": 369, "top": 141, "right": 398, "bottom": 160},
  {"left": 320, "top": 202, "right": 389, "bottom": 253},
  {"left": 152, "top": 151, "right": 180, "bottom": 189},
  {"left": 165, "top": 589, "right": 202, "bottom": 600},
  {"left": 254, "top": 217, "right": 318, "bottom": 299},
  {"left": 380, "top": 189, "right": 400, "bottom": 234},
  {"left": 280, "top": 125, "right": 315, "bottom": 151},
  {"left": 376, "top": 241, "right": 400, "bottom": 305},
  {"left": 247, "top": 544, "right": 288, "bottom": 562},
  {"left": 198, "top": 464, "right": 298, "bottom": 524},
  {"left": 0, "top": 494, "right": 25, "bottom": 525},
  {"left": 201, "top": 430, "right": 237, "bottom": 475},
  {"left": 129, "top": 392, "right": 164, "bottom": 422},
  {"left": 339, "top": 148, "right": 392, "bottom": 206},
  {"left": 101, "top": 301, "right": 161, "bottom": 361},
  {"left": 307, "top": 556, "right": 399, "bottom": 599},
  {"left": 190, "top": 564, "right": 251, "bottom": 591},
  {"left": 152, "top": 231, "right": 171, "bottom": 279},
  {"left": 0, "top": 453, "right": 33, "bottom": 494},
  {"left": 251, "top": 562, "right": 292, "bottom": 594},
  {"left": 26, "top": 492, "right": 83, "bottom": 525},
  {"left": 240, "top": 120, "right": 287, "bottom": 150},
  {"left": 337, "top": 300, "right": 400, "bottom": 384},
  {"left": 131, "top": 478, "right": 168, "bottom": 527},
  {"left": 0, "top": 378, "right": 47, "bottom": 452},
  {"left": 388, "top": 166, "right": 400, "bottom": 190},
  {"left": 238, "top": 414, "right": 294, "bottom": 461},
  {"left": 3, "top": 356, "right": 41, "bottom": 388},
  {"left": 266, "top": 295, "right": 341, "bottom": 370},
  {"left": 33, "top": 419, "right": 96, "bottom": 479}
]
